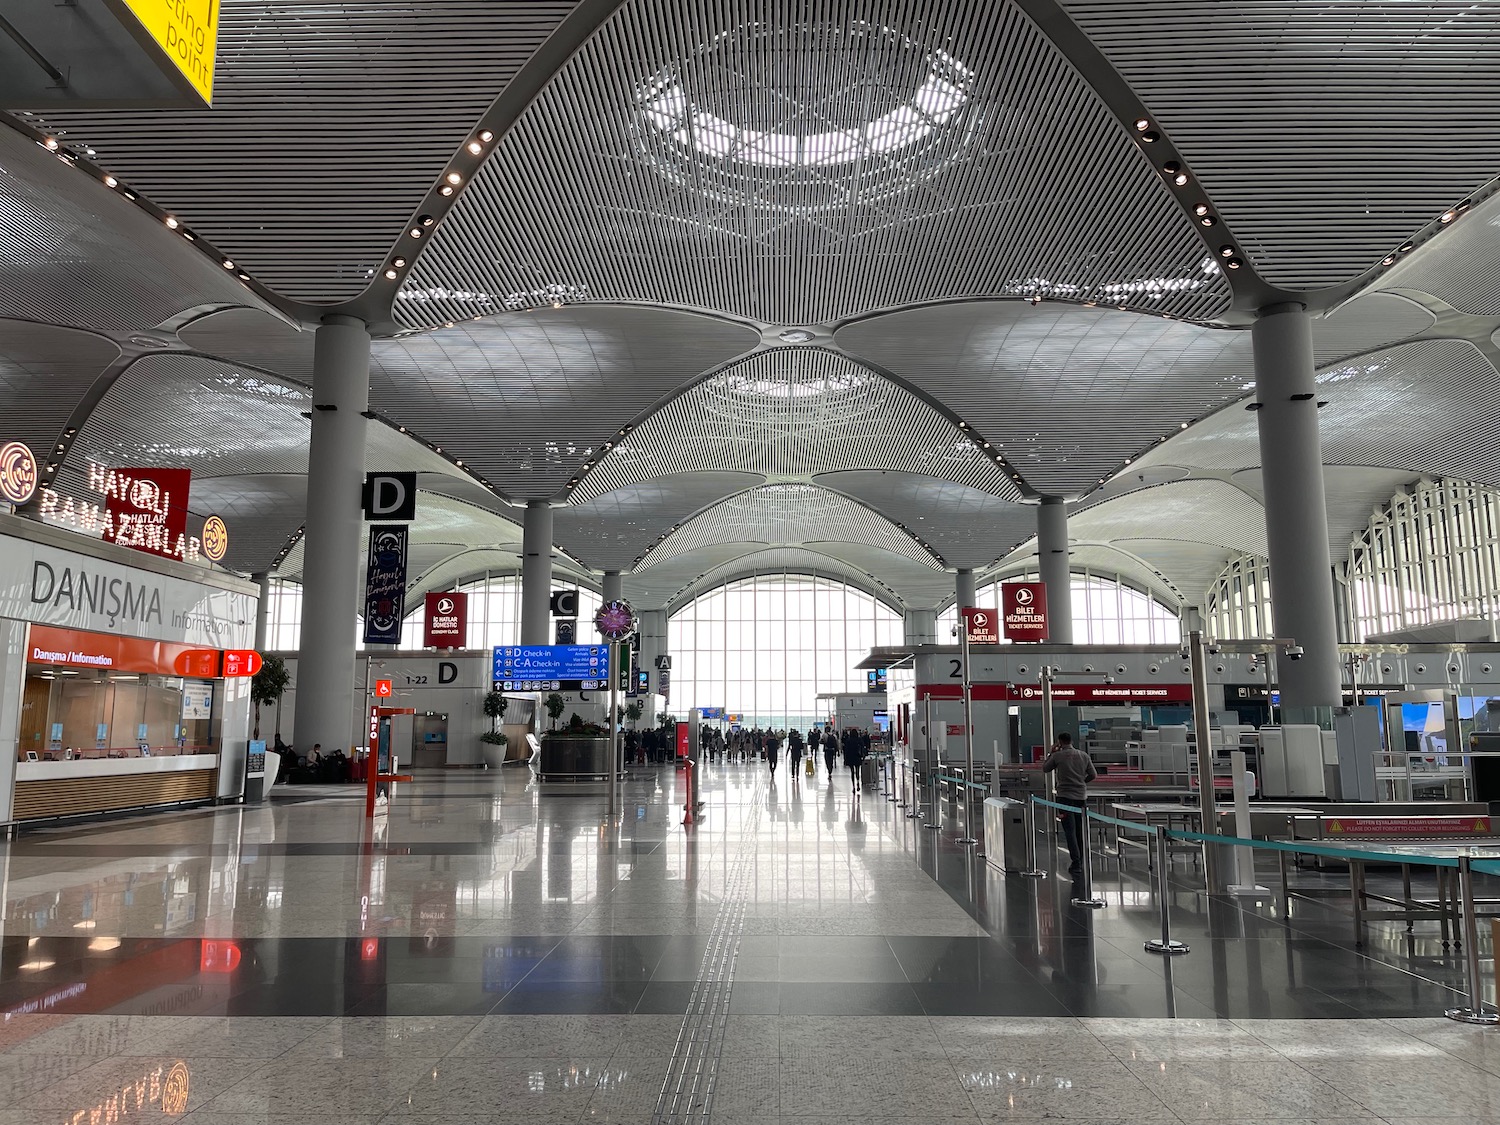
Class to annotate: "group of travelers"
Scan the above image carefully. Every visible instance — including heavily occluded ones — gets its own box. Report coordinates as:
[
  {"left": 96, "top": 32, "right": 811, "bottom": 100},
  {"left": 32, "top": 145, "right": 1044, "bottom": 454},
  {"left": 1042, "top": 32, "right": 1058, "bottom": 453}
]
[{"left": 274, "top": 739, "right": 352, "bottom": 784}]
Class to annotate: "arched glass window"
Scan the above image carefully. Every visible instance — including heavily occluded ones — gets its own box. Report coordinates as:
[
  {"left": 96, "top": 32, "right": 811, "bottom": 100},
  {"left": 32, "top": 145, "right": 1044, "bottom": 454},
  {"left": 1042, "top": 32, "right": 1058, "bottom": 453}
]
[
  {"left": 262, "top": 575, "right": 601, "bottom": 651},
  {"left": 1347, "top": 478, "right": 1500, "bottom": 640},
  {"left": 1206, "top": 555, "right": 1274, "bottom": 641},
  {"left": 936, "top": 569, "right": 1179, "bottom": 644},
  {"left": 668, "top": 573, "right": 903, "bottom": 728}
]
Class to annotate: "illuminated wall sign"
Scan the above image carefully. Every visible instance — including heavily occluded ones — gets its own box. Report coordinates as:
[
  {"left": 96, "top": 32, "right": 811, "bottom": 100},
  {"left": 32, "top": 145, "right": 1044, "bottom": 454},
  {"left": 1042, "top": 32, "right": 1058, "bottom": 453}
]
[
  {"left": 0, "top": 441, "right": 38, "bottom": 504},
  {"left": 112, "top": 0, "right": 221, "bottom": 104},
  {"left": 37, "top": 461, "right": 204, "bottom": 564},
  {"left": 201, "top": 514, "right": 229, "bottom": 562},
  {"left": 95, "top": 464, "right": 192, "bottom": 561}
]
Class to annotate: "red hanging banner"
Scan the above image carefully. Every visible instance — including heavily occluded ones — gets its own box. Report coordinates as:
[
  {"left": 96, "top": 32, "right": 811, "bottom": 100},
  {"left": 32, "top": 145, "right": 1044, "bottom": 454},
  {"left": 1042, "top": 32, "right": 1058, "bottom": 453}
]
[
  {"left": 424, "top": 591, "right": 467, "bottom": 648},
  {"left": 1001, "top": 581, "right": 1049, "bottom": 641}
]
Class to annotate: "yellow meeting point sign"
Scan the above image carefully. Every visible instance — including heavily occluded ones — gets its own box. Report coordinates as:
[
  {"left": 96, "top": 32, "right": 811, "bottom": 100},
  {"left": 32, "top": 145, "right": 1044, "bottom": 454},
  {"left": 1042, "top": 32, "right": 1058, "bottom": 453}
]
[{"left": 115, "top": 0, "right": 221, "bottom": 105}]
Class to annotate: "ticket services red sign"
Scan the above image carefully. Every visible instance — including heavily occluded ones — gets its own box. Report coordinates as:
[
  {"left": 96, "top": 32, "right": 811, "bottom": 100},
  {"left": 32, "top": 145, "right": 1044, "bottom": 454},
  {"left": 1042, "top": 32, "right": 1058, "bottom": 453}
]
[
  {"left": 961, "top": 606, "right": 999, "bottom": 645},
  {"left": 424, "top": 591, "right": 467, "bottom": 648},
  {"left": 1002, "top": 581, "right": 1048, "bottom": 641}
]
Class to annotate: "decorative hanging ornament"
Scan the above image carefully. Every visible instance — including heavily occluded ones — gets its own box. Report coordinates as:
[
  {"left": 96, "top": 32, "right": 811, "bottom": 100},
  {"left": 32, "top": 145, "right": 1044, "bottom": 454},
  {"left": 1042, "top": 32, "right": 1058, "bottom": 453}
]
[{"left": 594, "top": 599, "right": 638, "bottom": 641}]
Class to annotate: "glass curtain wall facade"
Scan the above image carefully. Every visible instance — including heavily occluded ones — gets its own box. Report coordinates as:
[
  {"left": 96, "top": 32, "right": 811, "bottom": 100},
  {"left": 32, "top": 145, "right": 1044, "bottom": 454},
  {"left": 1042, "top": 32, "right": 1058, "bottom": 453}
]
[
  {"left": 1348, "top": 478, "right": 1500, "bottom": 640},
  {"left": 262, "top": 576, "right": 602, "bottom": 651},
  {"left": 1206, "top": 554, "right": 1275, "bottom": 642},
  {"left": 936, "top": 569, "right": 1180, "bottom": 644},
  {"left": 668, "top": 573, "right": 902, "bottom": 729}
]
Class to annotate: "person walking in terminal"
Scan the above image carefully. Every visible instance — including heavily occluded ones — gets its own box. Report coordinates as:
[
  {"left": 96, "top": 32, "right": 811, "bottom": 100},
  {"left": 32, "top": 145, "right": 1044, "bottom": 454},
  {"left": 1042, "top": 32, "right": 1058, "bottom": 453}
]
[
  {"left": 843, "top": 727, "right": 865, "bottom": 792},
  {"left": 1044, "top": 732, "right": 1097, "bottom": 876},
  {"left": 822, "top": 729, "right": 839, "bottom": 777},
  {"left": 765, "top": 728, "right": 781, "bottom": 779}
]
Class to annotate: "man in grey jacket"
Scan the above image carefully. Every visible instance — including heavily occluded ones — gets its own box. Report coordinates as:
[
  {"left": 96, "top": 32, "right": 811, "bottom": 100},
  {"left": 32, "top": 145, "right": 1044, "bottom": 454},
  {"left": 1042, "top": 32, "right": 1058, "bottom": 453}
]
[{"left": 1043, "top": 733, "right": 1096, "bottom": 876}]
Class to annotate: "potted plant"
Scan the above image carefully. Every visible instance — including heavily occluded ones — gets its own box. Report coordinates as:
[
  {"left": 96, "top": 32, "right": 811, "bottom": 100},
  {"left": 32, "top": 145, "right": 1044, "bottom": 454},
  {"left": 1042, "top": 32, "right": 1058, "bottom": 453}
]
[
  {"left": 543, "top": 692, "right": 566, "bottom": 731},
  {"left": 625, "top": 700, "right": 644, "bottom": 728},
  {"left": 480, "top": 688, "right": 508, "bottom": 769},
  {"left": 250, "top": 653, "right": 290, "bottom": 742}
]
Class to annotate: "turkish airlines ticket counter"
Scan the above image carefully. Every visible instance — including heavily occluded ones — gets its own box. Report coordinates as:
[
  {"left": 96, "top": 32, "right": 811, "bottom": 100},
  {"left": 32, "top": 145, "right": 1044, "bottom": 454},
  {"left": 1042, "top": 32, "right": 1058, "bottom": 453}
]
[{"left": 0, "top": 516, "right": 257, "bottom": 825}]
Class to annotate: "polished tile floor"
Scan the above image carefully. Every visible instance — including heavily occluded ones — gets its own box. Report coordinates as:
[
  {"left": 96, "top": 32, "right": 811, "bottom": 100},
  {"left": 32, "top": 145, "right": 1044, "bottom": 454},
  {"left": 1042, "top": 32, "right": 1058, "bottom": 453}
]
[{"left": 1, "top": 760, "right": 1499, "bottom": 1122}]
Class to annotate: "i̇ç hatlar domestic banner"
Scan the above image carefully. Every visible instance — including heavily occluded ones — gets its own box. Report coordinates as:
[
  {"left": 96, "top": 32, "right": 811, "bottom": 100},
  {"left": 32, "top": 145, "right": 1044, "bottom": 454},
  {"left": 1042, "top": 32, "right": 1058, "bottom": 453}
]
[{"left": 363, "top": 525, "right": 408, "bottom": 644}]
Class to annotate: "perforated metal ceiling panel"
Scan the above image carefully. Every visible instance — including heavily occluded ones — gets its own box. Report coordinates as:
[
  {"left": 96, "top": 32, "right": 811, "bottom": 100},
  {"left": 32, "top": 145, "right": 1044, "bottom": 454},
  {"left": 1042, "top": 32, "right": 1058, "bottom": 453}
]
[
  {"left": 984, "top": 542, "right": 1185, "bottom": 609},
  {"left": 1313, "top": 293, "right": 1436, "bottom": 361},
  {"left": 1138, "top": 339, "right": 1500, "bottom": 486},
  {"left": 1062, "top": 1, "right": 1500, "bottom": 288},
  {"left": 1071, "top": 480, "right": 1267, "bottom": 558},
  {"left": 1373, "top": 191, "right": 1500, "bottom": 317},
  {"left": 70, "top": 354, "right": 313, "bottom": 477},
  {"left": 178, "top": 308, "right": 314, "bottom": 382},
  {"left": 837, "top": 302, "right": 1253, "bottom": 494},
  {"left": 186, "top": 473, "right": 307, "bottom": 573},
  {"left": 400, "top": 0, "right": 1230, "bottom": 330},
  {"left": 0, "top": 320, "right": 117, "bottom": 456},
  {"left": 1229, "top": 465, "right": 1419, "bottom": 566},
  {"left": 637, "top": 483, "right": 942, "bottom": 570},
  {"left": 575, "top": 349, "right": 1019, "bottom": 501},
  {"left": 0, "top": 123, "right": 266, "bottom": 330},
  {"left": 555, "top": 472, "right": 765, "bottom": 570},
  {"left": 366, "top": 308, "right": 758, "bottom": 499},
  {"left": 814, "top": 471, "right": 1036, "bottom": 568},
  {"left": 28, "top": 1, "right": 581, "bottom": 303},
  {"left": 813, "top": 542, "right": 957, "bottom": 607}
]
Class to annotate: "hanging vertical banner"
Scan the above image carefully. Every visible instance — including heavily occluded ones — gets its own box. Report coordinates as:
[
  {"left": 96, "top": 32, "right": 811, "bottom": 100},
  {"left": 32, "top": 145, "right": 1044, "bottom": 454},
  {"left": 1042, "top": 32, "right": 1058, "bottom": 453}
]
[
  {"left": 423, "top": 592, "right": 467, "bottom": 648},
  {"left": 1001, "top": 581, "right": 1049, "bottom": 641},
  {"left": 363, "top": 526, "right": 408, "bottom": 644}
]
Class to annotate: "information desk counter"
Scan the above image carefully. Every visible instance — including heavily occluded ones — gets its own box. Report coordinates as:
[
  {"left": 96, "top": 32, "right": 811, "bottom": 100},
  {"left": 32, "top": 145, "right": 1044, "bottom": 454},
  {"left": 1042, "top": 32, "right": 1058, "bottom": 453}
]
[{"left": 12, "top": 754, "right": 219, "bottom": 822}]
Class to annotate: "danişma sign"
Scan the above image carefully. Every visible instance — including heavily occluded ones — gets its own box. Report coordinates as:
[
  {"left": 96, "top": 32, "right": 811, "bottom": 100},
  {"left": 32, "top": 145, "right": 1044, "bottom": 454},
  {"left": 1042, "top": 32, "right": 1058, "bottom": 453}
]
[{"left": 492, "top": 644, "right": 611, "bottom": 691}]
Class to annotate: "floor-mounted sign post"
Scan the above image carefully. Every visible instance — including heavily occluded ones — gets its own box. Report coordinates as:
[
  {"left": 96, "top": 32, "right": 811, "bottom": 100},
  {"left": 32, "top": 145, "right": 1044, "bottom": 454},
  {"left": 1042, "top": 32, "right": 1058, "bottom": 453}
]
[{"left": 957, "top": 621, "right": 977, "bottom": 846}]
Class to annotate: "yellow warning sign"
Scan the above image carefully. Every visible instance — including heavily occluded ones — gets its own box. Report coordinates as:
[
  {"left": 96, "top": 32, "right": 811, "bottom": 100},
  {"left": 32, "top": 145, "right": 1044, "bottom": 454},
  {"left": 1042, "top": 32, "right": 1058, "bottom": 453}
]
[{"left": 117, "top": 0, "right": 221, "bottom": 104}]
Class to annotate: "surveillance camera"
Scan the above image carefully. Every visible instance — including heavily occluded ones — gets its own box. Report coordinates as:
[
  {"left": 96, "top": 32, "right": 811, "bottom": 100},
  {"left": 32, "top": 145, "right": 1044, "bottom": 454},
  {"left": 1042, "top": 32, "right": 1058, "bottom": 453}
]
[
  {"left": 1415, "top": 663, "right": 1426, "bottom": 674},
  {"left": 1116, "top": 664, "right": 1128, "bottom": 675},
  {"left": 1286, "top": 646, "right": 1304, "bottom": 660},
  {"left": 1018, "top": 664, "right": 1028, "bottom": 675},
  {"left": 1208, "top": 643, "right": 1221, "bottom": 656},
  {"left": 1104, "top": 675, "right": 1116, "bottom": 685},
  {"left": 1148, "top": 664, "right": 1159, "bottom": 674},
  {"left": 1177, "top": 647, "right": 1190, "bottom": 660}
]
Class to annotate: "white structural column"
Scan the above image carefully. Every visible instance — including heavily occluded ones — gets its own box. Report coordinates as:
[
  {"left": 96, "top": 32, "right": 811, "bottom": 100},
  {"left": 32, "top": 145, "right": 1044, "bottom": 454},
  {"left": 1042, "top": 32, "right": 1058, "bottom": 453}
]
[
  {"left": 601, "top": 570, "right": 623, "bottom": 605},
  {"left": 295, "top": 315, "right": 370, "bottom": 753},
  {"left": 1037, "top": 497, "right": 1073, "bottom": 643},
  {"left": 253, "top": 571, "right": 271, "bottom": 652},
  {"left": 904, "top": 609, "right": 936, "bottom": 646},
  {"left": 638, "top": 609, "right": 669, "bottom": 723},
  {"left": 955, "top": 568, "right": 977, "bottom": 611},
  {"left": 1253, "top": 303, "right": 1341, "bottom": 711},
  {"left": 521, "top": 501, "right": 554, "bottom": 645}
]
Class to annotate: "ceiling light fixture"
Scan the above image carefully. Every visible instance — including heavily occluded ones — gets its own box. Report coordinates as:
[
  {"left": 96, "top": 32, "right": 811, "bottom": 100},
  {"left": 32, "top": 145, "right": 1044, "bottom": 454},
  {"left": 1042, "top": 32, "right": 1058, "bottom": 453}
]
[
  {"left": 467, "top": 141, "right": 483, "bottom": 155},
  {"left": 1225, "top": 256, "right": 1244, "bottom": 270},
  {"left": 393, "top": 257, "right": 406, "bottom": 267},
  {"left": 102, "top": 174, "right": 117, "bottom": 187},
  {"left": 1441, "top": 209, "right": 1457, "bottom": 223},
  {"left": 439, "top": 185, "right": 454, "bottom": 197},
  {"left": 164, "top": 216, "right": 178, "bottom": 229},
  {"left": 1219, "top": 245, "right": 1235, "bottom": 258},
  {"left": 221, "top": 258, "right": 234, "bottom": 269},
  {"left": 409, "top": 227, "right": 423, "bottom": 238},
  {"left": 1134, "top": 118, "right": 1150, "bottom": 131},
  {"left": 446, "top": 172, "right": 462, "bottom": 185},
  {"left": 42, "top": 137, "right": 57, "bottom": 150},
  {"left": 419, "top": 214, "right": 435, "bottom": 226},
  {"left": 384, "top": 268, "right": 398, "bottom": 279},
  {"left": 479, "top": 129, "right": 494, "bottom": 143}
]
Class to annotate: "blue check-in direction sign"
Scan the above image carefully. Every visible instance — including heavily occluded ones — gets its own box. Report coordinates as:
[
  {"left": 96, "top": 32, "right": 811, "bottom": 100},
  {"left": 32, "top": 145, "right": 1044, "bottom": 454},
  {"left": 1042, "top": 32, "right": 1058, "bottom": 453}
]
[{"left": 492, "top": 644, "right": 611, "bottom": 691}]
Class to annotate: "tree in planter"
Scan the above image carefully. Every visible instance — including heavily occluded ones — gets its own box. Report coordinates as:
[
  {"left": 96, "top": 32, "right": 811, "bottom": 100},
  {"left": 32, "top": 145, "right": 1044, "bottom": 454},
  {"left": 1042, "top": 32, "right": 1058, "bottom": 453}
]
[
  {"left": 544, "top": 693, "right": 566, "bottom": 731},
  {"left": 480, "top": 689, "right": 508, "bottom": 747},
  {"left": 625, "top": 700, "right": 644, "bottom": 729},
  {"left": 250, "top": 653, "right": 290, "bottom": 741}
]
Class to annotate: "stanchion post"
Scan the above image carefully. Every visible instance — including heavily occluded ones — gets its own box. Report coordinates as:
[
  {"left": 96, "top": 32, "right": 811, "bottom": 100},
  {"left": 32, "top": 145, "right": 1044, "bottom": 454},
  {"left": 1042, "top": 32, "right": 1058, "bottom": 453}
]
[
  {"left": 1145, "top": 826, "right": 1190, "bottom": 955},
  {"left": 1019, "top": 794, "right": 1046, "bottom": 877},
  {"left": 1445, "top": 856, "right": 1499, "bottom": 1023},
  {"left": 1070, "top": 806, "right": 1105, "bottom": 908}
]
